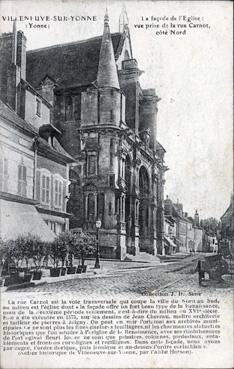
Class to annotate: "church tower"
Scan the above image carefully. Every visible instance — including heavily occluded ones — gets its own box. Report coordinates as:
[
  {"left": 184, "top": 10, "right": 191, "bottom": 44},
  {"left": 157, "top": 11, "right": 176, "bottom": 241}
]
[
  {"left": 194, "top": 210, "right": 199, "bottom": 227},
  {"left": 79, "top": 10, "right": 127, "bottom": 259}
]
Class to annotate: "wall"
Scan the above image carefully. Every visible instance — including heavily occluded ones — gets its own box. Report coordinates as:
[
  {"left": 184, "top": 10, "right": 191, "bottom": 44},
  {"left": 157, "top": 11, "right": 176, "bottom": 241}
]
[
  {"left": 0, "top": 119, "right": 34, "bottom": 199},
  {"left": 25, "top": 90, "right": 50, "bottom": 130},
  {"left": 194, "top": 227, "right": 203, "bottom": 252},
  {"left": 187, "top": 221, "right": 195, "bottom": 252},
  {"left": 0, "top": 34, "right": 13, "bottom": 103},
  {"left": 35, "top": 155, "right": 69, "bottom": 213},
  {"left": 178, "top": 219, "right": 187, "bottom": 252}
]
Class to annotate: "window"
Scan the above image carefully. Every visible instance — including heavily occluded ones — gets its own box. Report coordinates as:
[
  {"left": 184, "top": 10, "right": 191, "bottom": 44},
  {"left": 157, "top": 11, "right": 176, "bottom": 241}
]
[
  {"left": 115, "top": 195, "right": 119, "bottom": 215},
  {"left": 97, "top": 193, "right": 104, "bottom": 222},
  {"left": 121, "top": 158, "right": 125, "bottom": 178},
  {"left": 88, "top": 155, "right": 96, "bottom": 175},
  {"left": 110, "top": 109, "right": 113, "bottom": 121},
  {"left": 18, "top": 164, "right": 27, "bottom": 197},
  {"left": 0, "top": 158, "right": 8, "bottom": 192},
  {"left": 108, "top": 202, "right": 112, "bottom": 216},
  {"left": 110, "top": 139, "right": 114, "bottom": 166},
  {"left": 54, "top": 179, "right": 62, "bottom": 207},
  {"left": 88, "top": 193, "right": 95, "bottom": 221},
  {"left": 65, "top": 95, "right": 73, "bottom": 121},
  {"left": 109, "top": 174, "right": 115, "bottom": 188},
  {"left": 41, "top": 174, "right": 50, "bottom": 204},
  {"left": 36, "top": 99, "right": 41, "bottom": 117}
]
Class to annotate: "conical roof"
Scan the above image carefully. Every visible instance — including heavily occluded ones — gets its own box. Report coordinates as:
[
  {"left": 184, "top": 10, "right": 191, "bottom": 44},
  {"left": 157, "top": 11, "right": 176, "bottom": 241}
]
[{"left": 97, "top": 10, "right": 120, "bottom": 89}]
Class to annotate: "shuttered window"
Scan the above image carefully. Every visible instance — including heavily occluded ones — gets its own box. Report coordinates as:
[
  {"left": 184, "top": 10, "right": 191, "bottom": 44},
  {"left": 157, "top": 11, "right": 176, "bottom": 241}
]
[
  {"left": 54, "top": 179, "right": 62, "bottom": 207},
  {"left": 41, "top": 174, "right": 50, "bottom": 204},
  {"left": 18, "top": 164, "right": 27, "bottom": 197},
  {"left": 0, "top": 158, "right": 8, "bottom": 192}
]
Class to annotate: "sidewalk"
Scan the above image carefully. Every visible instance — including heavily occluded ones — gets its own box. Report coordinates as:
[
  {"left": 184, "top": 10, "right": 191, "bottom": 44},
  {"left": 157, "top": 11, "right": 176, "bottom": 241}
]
[
  {"left": 0, "top": 253, "right": 207, "bottom": 292},
  {"left": 0, "top": 258, "right": 162, "bottom": 292}
]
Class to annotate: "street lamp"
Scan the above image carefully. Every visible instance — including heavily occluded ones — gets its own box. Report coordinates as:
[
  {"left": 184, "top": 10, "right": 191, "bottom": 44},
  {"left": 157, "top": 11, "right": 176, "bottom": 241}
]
[{"left": 94, "top": 218, "right": 102, "bottom": 269}]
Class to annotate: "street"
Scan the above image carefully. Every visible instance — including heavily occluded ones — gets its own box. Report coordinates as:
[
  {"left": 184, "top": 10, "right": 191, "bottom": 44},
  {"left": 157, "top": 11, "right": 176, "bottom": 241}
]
[{"left": 9, "top": 255, "right": 233, "bottom": 298}]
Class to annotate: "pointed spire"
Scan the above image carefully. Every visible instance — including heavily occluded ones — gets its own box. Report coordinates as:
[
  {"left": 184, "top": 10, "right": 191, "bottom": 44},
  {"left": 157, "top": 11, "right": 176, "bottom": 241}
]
[
  {"left": 97, "top": 9, "right": 120, "bottom": 90},
  {"left": 12, "top": 20, "right": 17, "bottom": 64},
  {"left": 119, "top": 4, "right": 129, "bottom": 32}
]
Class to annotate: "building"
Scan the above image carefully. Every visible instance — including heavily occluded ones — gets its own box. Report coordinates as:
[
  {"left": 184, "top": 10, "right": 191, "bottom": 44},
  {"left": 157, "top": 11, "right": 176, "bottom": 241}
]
[
  {"left": 164, "top": 196, "right": 206, "bottom": 253},
  {"left": 220, "top": 194, "right": 234, "bottom": 256},
  {"left": 0, "top": 24, "right": 73, "bottom": 241},
  {"left": 164, "top": 216, "right": 177, "bottom": 255},
  {"left": 25, "top": 9, "right": 167, "bottom": 259},
  {"left": 164, "top": 197, "right": 188, "bottom": 253}
]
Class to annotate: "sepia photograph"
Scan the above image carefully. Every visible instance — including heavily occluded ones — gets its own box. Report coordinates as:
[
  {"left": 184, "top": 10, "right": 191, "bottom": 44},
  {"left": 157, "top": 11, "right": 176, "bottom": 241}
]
[{"left": 0, "top": 0, "right": 233, "bottom": 368}]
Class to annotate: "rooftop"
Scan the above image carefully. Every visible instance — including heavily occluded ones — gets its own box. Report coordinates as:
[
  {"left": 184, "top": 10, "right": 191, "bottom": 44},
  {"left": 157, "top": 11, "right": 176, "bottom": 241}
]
[{"left": 26, "top": 33, "right": 122, "bottom": 89}]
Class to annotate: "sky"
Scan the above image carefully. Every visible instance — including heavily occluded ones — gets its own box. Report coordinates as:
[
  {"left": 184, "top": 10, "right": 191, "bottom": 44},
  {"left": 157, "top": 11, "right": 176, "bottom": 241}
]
[{"left": 0, "top": 0, "right": 233, "bottom": 219}]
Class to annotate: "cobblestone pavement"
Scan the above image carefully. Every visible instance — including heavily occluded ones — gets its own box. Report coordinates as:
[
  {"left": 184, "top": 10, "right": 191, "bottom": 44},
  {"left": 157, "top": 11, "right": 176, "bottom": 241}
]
[{"left": 9, "top": 256, "right": 233, "bottom": 298}]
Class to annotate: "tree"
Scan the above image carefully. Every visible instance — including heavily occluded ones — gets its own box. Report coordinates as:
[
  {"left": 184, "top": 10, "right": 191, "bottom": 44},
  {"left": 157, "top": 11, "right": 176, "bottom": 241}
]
[
  {"left": 73, "top": 231, "right": 96, "bottom": 266},
  {"left": 50, "top": 231, "right": 73, "bottom": 267},
  {"left": 200, "top": 218, "right": 220, "bottom": 235},
  {"left": 16, "top": 234, "right": 41, "bottom": 270}
]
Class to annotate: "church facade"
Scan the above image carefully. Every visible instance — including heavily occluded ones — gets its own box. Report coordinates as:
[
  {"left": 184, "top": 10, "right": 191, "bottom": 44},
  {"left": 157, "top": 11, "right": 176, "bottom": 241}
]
[{"left": 26, "top": 9, "right": 167, "bottom": 259}]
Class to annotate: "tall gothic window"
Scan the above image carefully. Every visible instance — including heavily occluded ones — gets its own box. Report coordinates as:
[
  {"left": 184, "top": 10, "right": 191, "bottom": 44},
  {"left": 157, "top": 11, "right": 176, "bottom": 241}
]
[
  {"left": 88, "top": 155, "right": 97, "bottom": 175},
  {"left": 65, "top": 95, "right": 73, "bottom": 121},
  {"left": 18, "top": 164, "right": 27, "bottom": 197},
  {"left": 110, "top": 109, "right": 113, "bottom": 121},
  {"left": 121, "top": 158, "right": 125, "bottom": 178},
  {"left": 110, "top": 138, "right": 114, "bottom": 166},
  {"left": 97, "top": 193, "right": 104, "bottom": 222},
  {"left": 88, "top": 193, "right": 95, "bottom": 221},
  {"left": 108, "top": 202, "right": 112, "bottom": 216}
]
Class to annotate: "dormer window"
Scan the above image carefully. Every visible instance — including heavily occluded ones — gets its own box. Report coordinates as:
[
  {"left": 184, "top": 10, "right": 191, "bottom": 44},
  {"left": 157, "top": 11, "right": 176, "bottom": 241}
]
[{"left": 36, "top": 98, "right": 41, "bottom": 117}]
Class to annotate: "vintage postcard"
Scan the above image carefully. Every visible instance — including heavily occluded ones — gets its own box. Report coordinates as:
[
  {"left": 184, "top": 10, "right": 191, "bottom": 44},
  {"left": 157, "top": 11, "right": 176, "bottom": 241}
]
[{"left": 0, "top": 0, "right": 233, "bottom": 368}]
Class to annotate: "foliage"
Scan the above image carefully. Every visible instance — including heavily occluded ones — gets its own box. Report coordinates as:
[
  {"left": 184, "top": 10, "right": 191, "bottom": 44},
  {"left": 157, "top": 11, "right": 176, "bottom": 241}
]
[
  {"left": 50, "top": 230, "right": 96, "bottom": 267},
  {"left": 0, "top": 234, "right": 44, "bottom": 272},
  {"left": 73, "top": 231, "right": 96, "bottom": 266},
  {"left": 200, "top": 217, "right": 220, "bottom": 235},
  {"left": 15, "top": 234, "right": 41, "bottom": 269},
  {"left": 50, "top": 231, "right": 73, "bottom": 267}
]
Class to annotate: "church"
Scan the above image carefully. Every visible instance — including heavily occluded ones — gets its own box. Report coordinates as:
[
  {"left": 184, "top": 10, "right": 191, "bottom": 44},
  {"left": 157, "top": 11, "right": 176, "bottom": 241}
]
[{"left": 26, "top": 8, "right": 168, "bottom": 259}]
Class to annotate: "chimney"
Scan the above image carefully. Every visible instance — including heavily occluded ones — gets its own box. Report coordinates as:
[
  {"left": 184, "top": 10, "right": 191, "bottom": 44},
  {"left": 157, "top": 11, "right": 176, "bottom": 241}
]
[{"left": 16, "top": 30, "right": 26, "bottom": 80}]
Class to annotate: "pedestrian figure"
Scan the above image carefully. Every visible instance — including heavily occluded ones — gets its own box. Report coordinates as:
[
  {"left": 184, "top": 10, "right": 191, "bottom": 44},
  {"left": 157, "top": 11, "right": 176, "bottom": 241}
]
[{"left": 195, "top": 260, "right": 204, "bottom": 285}]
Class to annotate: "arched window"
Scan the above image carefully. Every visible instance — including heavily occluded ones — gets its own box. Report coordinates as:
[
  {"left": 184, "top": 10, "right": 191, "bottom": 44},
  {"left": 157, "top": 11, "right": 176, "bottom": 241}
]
[
  {"left": 88, "top": 193, "right": 95, "bottom": 221},
  {"left": 125, "top": 155, "right": 131, "bottom": 189},
  {"left": 139, "top": 166, "right": 150, "bottom": 238},
  {"left": 139, "top": 166, "right": 150, "bottom": 196},
  {"left": 108, "top": 202, "right": 112, "bottom": 216},
  {"left": 110, "top": 138, "right": 114, "bottom": 166},
  {"left": 65, "top": 95, "right": 73, "bottom": 121}
]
